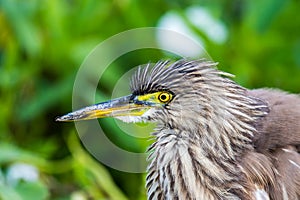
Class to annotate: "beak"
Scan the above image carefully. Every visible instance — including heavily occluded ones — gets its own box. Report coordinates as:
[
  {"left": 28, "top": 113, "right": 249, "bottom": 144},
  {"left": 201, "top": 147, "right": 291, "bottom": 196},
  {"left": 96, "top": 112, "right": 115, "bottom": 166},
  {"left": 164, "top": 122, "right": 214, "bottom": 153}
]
[{"left": 56, "top": 95, "right": 152, "bottom": 122}]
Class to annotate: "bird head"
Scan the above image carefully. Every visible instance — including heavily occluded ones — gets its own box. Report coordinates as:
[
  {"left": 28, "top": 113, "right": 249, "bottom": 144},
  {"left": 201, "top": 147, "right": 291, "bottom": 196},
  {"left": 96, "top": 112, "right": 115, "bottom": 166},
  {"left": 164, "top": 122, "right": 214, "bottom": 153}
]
[{"left": 56, "top": 60, "right": 264, "bottom": 134}]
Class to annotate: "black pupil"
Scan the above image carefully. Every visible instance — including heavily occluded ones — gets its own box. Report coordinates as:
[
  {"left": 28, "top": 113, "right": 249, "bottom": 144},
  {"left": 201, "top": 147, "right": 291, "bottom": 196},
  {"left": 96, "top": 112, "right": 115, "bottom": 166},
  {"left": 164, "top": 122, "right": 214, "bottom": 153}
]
[{"left": 160, "top": 94, "right": 167, "bottom": 101}]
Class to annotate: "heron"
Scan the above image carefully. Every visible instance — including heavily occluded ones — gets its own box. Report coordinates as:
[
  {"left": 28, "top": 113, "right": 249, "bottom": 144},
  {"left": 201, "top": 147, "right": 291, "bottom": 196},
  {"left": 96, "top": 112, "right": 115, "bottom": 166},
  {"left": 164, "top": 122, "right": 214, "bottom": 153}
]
[{"left": 56, "top": 60, "right": 300, "bottom": 199}]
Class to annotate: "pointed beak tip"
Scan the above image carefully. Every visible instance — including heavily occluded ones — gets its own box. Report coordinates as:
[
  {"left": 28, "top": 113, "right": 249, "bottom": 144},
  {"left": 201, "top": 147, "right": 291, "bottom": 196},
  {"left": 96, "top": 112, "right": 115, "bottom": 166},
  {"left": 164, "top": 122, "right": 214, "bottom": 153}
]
[
  {"left": 55, "top": 115, "right": 71, "bottom": 122},
  {"left": 55, "top": 116, "right": 63, "bottom": 122}
]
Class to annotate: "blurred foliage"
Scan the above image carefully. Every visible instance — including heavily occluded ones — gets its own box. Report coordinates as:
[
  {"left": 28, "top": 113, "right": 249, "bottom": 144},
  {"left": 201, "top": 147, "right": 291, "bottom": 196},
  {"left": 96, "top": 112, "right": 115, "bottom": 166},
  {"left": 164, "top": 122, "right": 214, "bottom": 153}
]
[{"left": 0, "top": 0, "right": 299, "bottom": 199}]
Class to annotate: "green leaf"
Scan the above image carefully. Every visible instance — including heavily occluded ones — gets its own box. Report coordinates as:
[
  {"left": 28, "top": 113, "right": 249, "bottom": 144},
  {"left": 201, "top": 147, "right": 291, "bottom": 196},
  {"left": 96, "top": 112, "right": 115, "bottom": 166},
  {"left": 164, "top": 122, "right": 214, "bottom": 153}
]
[
  {"left": 0, "top": 185, "right": 22, "bottom": 200},
  {"left": 245, "top": 0, "right": 288, "bottom": 33},
  {"left": 14, "top": 181, "right": 49, "bottom": 200}
]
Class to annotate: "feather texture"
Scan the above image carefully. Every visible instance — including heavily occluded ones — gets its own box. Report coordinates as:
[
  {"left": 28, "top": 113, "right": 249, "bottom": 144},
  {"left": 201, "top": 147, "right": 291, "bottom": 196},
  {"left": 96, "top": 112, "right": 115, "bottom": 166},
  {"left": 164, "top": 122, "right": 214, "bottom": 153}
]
[{"left": 130, "top": 60, "right": 300, "bottom": 199}]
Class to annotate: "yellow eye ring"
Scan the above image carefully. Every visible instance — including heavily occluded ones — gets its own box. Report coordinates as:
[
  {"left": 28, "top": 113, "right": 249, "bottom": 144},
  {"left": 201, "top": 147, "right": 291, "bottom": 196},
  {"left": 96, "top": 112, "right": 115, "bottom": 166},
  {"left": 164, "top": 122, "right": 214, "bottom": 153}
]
[{"left": 158, "top": 92, "right": 172, "bottom": 103}]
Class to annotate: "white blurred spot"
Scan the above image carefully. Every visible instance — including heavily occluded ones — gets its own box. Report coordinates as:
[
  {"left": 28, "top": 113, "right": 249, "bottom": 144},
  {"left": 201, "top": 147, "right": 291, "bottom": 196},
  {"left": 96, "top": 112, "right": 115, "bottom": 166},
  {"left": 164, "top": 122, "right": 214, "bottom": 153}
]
[
  {"left": 186, "top": 6, "right": 228, "bottom": 44},
  {"left": 157, "top": 11, "right": 205, "bottom": 58},
  {"left": 6, "top": 163, "right": 39, "bottom": 186},
  {"left": 156, "top": 6, "right": 228, "bottom": 58},
  {"left": 71, "top": 191, "right": 87, "bottom": 200}
]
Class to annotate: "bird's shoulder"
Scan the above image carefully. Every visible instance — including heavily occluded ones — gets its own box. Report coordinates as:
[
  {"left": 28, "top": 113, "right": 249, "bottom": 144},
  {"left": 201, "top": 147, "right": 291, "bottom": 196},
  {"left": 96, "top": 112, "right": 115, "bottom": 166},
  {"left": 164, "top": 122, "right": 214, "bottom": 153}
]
[
  {"left": 247, "top": 88, "right": 300, "bottom": 152},
  {"left": 240, "top": 88, "right": 300, "bottom": 198}
]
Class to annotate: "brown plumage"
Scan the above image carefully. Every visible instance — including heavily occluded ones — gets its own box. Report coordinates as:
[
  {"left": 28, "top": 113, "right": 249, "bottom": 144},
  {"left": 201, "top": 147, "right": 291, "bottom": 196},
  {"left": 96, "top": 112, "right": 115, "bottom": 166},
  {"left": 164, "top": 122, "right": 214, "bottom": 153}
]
[
  {"left": 245, "top": 89, "right": 300, "bottom": 199},
  {"left": 57, "top": 60, "right": 300, "bottom": 199}
]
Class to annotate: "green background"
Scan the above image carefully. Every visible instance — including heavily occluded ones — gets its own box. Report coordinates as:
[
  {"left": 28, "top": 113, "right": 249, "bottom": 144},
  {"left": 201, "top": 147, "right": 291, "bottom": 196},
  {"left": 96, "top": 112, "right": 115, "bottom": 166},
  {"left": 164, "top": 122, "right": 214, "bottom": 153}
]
[{"left": 0, "top": 0, "right": 299, "bottom": 199}]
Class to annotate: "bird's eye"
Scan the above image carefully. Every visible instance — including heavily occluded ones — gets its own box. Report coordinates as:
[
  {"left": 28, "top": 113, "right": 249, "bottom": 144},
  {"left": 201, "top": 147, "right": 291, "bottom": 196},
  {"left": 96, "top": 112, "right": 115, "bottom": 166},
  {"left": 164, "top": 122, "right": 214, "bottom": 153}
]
[{"left": 158, "top": 92, "right": 172, "bottom": 103}]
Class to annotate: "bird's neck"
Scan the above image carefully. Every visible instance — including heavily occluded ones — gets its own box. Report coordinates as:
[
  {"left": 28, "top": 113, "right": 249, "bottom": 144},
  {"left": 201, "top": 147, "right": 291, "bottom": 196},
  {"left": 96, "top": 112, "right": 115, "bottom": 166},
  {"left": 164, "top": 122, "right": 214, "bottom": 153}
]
[
  {"left": 147, "top": 86, "right": 267, "bottom": 200},
  {"left": 147, "top": 92, "right": 268, "bottom": 199},
  {"left": 147, "top": 124, "right": 251, "bottom": 199}
]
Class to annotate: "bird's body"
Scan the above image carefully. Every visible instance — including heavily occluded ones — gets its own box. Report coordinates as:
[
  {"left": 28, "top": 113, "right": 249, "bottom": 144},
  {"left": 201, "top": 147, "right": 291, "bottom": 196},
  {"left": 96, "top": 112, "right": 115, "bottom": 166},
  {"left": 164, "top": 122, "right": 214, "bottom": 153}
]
[
  {"left": 147, "top": 88, "right": 300, "bottom": 200},
  {"left": 57, "top": 60, "right": 300, "bottom": 199}
]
